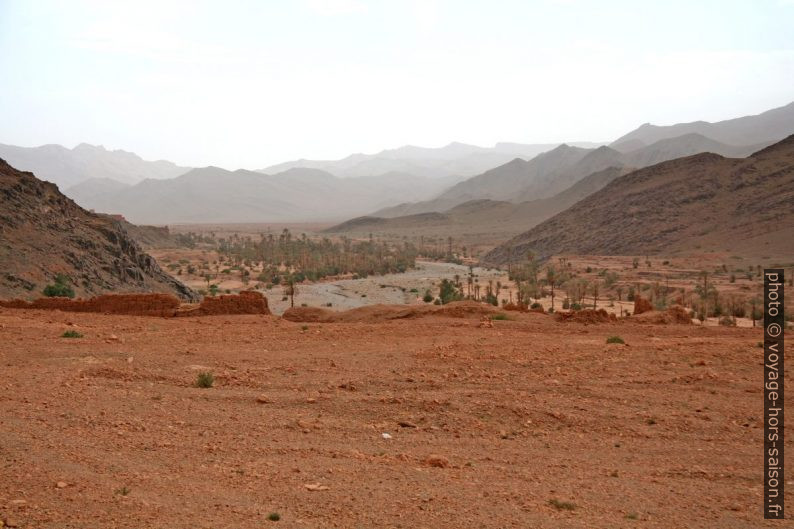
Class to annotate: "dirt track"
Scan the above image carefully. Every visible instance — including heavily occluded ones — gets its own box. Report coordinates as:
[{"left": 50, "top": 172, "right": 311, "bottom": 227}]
[{"left": 0, "top": 307, "right": 789, "bottom": 528}]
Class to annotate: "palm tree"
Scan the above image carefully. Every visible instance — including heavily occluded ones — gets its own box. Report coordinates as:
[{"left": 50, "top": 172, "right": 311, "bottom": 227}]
[{"left": 546, "top": 265, "right": 558, "bottom": 310}]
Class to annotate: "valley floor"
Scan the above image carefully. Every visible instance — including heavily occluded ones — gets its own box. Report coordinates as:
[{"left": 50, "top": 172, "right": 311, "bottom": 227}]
[{"left": 0, "top": 308, "right": 789, "bottom": 528}]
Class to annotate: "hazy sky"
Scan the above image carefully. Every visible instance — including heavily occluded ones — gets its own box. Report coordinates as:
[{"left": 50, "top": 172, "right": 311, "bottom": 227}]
[{"left": 1, "top": 0, "right": 793, "bottom": 169}]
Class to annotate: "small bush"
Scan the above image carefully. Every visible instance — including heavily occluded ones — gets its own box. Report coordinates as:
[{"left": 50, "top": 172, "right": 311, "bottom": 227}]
[
  {"left": 267, "top": 512, "right": 281, "bottom": 522},
  {"left": 571, "top": 303, "right": 582, "bottom": 311},
  {"left": 43, "top": 274, "right": 75, "bottom": 298},
  {"left": 422, "top": 290, "right": 433, "bottom": 303},
  {"left": 301, "top": 325, "right": 309, "bottom": 331},
  {"left": 491, "top": 313, "right": 509, "bottom": 320},
  {"left": 530, "top": 302, "right": 542, "bottom": 309},
  {"left": 548, "top": 498, "right": 576, "bottom": 511},
  {"left": 719, "top": 316, "right": 737, "bottom": 327},
  {"left": 562, "top": 298, "right": 570, "bottom": 309},
  {"left": 61, "top": 330, "right": 83, "bottom": 338},
  {"left": 606, "top": 335, "right": 625, "bottom": 344},
  {"left": 195, "top": 371, "right": 214, "bottom": 388}
]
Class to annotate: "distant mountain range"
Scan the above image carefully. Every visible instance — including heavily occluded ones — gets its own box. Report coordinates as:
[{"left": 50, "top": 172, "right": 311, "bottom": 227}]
[
  {"left": 370, "top": 132, "right": 768, "bottom": 219},
  {"left": 326, "top": 166, "right": 629, "bottom": 240},
  {"left": 0, "top": 142, "right": 190, "bottom": 190},
  {"left": 259, "top": 141, "right": 604, "bottom": 179},
  {"left": 69, "top": 166, "right": 463, "bottom": 224},
  {"left": 482, "top": 135, "right": 794, "bottom": 264},
  {"left": 611, "top": 100, "right": 794, "bottom": 150},
  {"left": 2, "top": 100, "right": 792, "bottom": 226}
]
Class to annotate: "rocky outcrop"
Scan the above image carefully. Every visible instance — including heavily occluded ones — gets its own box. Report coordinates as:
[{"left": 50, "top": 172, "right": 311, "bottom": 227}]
[{"left": 0, "top": 158, "right": 197, "bottom": 300}]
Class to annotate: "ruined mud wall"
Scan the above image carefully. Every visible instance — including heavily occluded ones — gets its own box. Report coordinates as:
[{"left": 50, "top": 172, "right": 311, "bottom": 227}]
[
  {"left": 176, "top": 291, "right": 270, "bottom": 316},
  {"left": 0, "top": 293, "right": 181, "bottom": 317},
  {"left": 0, "top": 291, "right": 270, "bottom": 317}
]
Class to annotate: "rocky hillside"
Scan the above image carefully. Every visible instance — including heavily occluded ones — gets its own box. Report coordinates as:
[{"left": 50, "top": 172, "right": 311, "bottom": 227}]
[
  {"left": 0, "top": 159, "right": 197, "bottom": 300},
  {"left": 483, "top": 135, "right": 794, "bottom": 264}
]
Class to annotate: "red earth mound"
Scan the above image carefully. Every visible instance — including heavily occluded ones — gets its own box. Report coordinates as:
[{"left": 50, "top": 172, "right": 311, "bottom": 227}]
[
  {"left": 176, "top": 291, "right": 270, "bottom": 316},
  {"left": 283, "top": 300, "right": 496, "bottom": 323},
  {"left": 0, "top": 291, "right": 270, "bottom": 317},
  {"left": 555, "top": 308, "right": 618, "bottom": 324},
  {"left": 631, "top": 305, "right": 692, "bottom": 324},
  {"left": 633, "top": 296, "right": 653, "bottom": 315}
]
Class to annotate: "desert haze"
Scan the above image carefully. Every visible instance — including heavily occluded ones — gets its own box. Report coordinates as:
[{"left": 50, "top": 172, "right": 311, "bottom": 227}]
[{"left": 1, "top": 1, "right": 793, "bottom": 528}]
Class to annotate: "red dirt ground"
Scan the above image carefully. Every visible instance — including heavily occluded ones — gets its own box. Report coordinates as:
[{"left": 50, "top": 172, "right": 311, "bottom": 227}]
[{"left": 0, "top": 306, "right": 789, "bottom": 528}]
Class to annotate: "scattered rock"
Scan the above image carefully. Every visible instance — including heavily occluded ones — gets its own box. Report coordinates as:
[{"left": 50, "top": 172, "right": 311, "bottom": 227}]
[
  {"left": 381, "top": 433, "right": 392, "bottom": 439},
  {"left": 398, "top": 421, "right": 417, "bottom": 428},
  {"left": 304, "top": 483, "right": 330, "bottom": 491},
  {"left": 256, "top": 395, "right": 270, "bottom": 404},
  {"left": 423, "top": 455, "right": 449, "bottom": 468},
  {"left": 56, "top": 481, "right": 68, "bottom": 488}
]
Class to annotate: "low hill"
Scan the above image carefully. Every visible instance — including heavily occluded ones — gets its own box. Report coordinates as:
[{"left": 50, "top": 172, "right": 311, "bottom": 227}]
[
  {"left": 483, "top": 135, "right": 794, "bottom": 265},
  {"left": 65, "top": 177, "right": 131, "bottom": 205},
  {"left": 325, "top": 166, "right": 628, "bottom": 242},
  {"left": 0, "top": 142, "right": 190, "bottom": 189},
  {"left": 0, "top": 159, "right": 197, "bottom": 300}
]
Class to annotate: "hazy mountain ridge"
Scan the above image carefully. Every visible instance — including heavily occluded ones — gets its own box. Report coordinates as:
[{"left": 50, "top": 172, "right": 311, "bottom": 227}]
[
  {"left": 0, "top": 142, "right": 190, "bottom": 190},
  {"left": 482, "top": 135, "right": 794, "bottom": 264},
  {"left": 326, "top": 166, "right": 629, "bottom": 239},
  {"left": 72, "top": 166, "right": 464, "bottom": 224},
  {"left": 259, "top": 141, "right": 605, "bottom": 179},
  {"left": 611, "top": 100, "right": 794, "bottom": 149},
  {"left": 370, "top": 126, "right": 783, "bottom": 221}
]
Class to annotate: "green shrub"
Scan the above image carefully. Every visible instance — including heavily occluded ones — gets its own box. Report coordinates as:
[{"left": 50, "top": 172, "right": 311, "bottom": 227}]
[
  {"left": 422, "top": 290, "right": 433, "bottom": 303},
  {"left": 195, "top": 371, "right": 214, "bottom": 388},
  {"left": 43, "top": 274, "right": 75, "bottom": 298},
  {"left": 491, "top": 313, "right": 509, "bottom": 320},
  {"left": 267, "top": 512, "right": 281, "bottom": 522},
  {"left": 438, "top": 278, "right": 463, "bottom": 304},
  {"left": 571, "top": 303, "right": 582, "bottom": 311},
  {"left": 61, "top": 330, "right": 83, "bottom": 338},
  {"left": 606, "top": 335, "right": 625, "bottom": 344}
]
